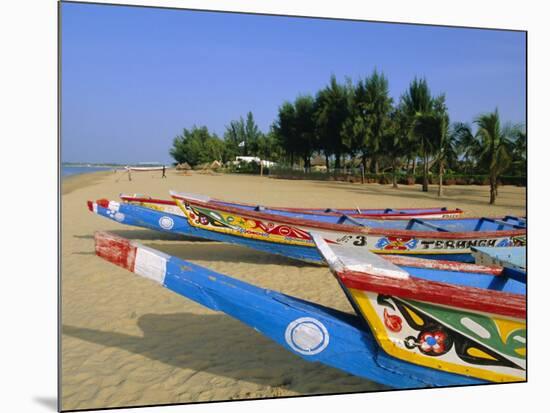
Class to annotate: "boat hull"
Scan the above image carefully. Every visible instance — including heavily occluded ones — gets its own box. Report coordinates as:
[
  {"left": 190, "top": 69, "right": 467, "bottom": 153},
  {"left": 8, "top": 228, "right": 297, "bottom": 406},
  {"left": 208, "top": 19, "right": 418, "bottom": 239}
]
[
  {"left": 94, "top": 231, "right": 485, "bottom": 388},
  {"left": 172, "top": 196, "right": 525, "bottom": 263},
  {"left": 345, "top": 288, "right": 525, "bottom": 382},
  {"left": 89, "top": 200, "right": 490, "bottom": 263},
  {"left": 120, "top": 194, "right": 464, "bottom": 220},
  {"left": 88, "top": 200, "right": 324, "bottom": 263}
]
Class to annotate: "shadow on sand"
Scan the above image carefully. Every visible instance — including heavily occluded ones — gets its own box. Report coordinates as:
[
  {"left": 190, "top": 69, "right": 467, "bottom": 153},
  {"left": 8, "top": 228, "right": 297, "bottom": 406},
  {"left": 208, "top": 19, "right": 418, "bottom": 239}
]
[
  {"left": 73, "top": 229, "right": 208, "bottom": 242},
  {"left": 63, "top": 312, "right": 381, "bottom": 394}
]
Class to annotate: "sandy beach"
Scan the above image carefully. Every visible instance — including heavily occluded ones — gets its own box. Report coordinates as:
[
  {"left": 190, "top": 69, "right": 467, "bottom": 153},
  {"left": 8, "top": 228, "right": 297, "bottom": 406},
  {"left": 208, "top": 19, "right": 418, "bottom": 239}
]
[{"left": 61, "top": 170, "right": 526, "bottom": 410}]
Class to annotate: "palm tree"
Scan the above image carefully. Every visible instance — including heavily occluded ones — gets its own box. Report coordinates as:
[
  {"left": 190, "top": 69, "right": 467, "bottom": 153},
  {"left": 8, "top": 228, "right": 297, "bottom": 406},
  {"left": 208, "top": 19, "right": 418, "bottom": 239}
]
[
  {"left": 429, "top": 95, "right": 456, "bottom": 197},
  {"left": 363, "top": 70, "right": 393, "bottom": 173},
  {"left": 315, "top": 75, "right": 351, "bottom": 170},
  {"left": 272, "top": 102, "right": 297, "bottom": 166},
  {"left": 342, "top": 79, "right": 369, "bottom": 170},
  {"left": 454, "top": 122, "right": 482, "bottom": 172},
  {"left": 509, "top": 130, "right": 526, "bottom": 176},
  {"left": 293, "top": 95, "right": 317, "bottom": 171},
  {"left": 401, "top": 78, "right": 435, "bottom": 192},
  {"left": 383, "top": 106, "right": 409, "bottom": 188},
  {"left": 475, "top": 110, "right": 518, "bottom": 204}
]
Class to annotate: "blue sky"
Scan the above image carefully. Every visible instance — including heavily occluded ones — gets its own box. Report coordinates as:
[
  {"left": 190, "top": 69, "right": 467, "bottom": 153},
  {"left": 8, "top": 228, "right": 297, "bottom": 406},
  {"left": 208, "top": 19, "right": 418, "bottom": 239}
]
[{"left": 61, "top": 2, "right": 526, "bottom": 164}]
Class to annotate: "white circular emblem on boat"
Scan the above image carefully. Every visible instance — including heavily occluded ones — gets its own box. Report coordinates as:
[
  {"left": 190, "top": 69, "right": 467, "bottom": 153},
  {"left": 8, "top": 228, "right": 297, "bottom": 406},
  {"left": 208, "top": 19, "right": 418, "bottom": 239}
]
[
  {"left": 159, "top": 216, "right": 174, "bottom": 230},
  {"left": 285, "top": 317, "right": 329, "bottom": 355},
  {"left": 114, "top": 212, "right": 125, "bottom": 222}
]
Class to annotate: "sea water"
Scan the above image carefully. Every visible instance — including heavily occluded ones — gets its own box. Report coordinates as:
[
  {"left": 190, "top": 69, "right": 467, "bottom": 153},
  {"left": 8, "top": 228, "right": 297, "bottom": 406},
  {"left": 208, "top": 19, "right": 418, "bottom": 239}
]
[{"left": 61, "top": 165, "right": 113, "bottom": 178}]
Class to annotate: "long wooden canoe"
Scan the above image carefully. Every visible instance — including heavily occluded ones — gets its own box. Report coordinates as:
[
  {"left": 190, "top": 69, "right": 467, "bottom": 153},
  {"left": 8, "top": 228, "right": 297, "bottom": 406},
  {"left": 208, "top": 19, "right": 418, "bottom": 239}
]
[
  {"left": 94, "top": 231, "right": 497, "bottom": 388},
  {"left": 170, "top": 191, "right": 526, "bottom": 262},
  {"left": 89, "top": 198, "right": 522, "bottom": 266},
  {"left": 119, "top": 193, "right": 463, "bottom": 220}
]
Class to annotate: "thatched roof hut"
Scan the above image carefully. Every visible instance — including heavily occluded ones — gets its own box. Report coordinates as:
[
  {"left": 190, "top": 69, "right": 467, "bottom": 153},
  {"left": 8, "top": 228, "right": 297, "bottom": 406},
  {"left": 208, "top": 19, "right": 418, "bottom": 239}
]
[{"left": 176, "top": 162, "right": 192, "bottom": 170}]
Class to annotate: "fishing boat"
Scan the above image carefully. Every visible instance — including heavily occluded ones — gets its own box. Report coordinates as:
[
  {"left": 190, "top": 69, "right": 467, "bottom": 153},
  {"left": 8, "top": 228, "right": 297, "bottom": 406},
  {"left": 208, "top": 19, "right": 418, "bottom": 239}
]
[
  {"left": 124, "top": 166, "right": 166, "bottom": 172},
  {"left": 170, "top": 191, "right": 526, "bottom": 262},
  {"left": 93, "top": 231, "right": 525, "bottom": 387},
  {"left": 88, "top": 197, "right": 526, "bottom": 263},
  {"left": 88, "top": 198, "right": 323, "bottom": 262},
  {"left": 120, "top": 193, "right": 463, "bottom": 219},
  {"left": 312, "top": 234, "right": 525, "bottom": 383},
  {"left": 88, "top": 198, "right": 515, "bottom": 271}
]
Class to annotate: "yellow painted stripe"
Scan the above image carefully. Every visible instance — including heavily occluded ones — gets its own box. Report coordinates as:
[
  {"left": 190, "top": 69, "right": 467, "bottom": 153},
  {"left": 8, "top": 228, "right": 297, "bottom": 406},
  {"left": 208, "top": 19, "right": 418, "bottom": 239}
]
[
  {"left": 467, "top": 347, "right": 498, "bottom": 361},
  {"left": 174, "top": 199, "right": 314, "bottom": 247}
]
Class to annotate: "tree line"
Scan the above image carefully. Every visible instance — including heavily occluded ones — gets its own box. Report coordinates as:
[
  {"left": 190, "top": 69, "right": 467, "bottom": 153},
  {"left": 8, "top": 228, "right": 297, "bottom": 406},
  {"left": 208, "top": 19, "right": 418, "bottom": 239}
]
[{"left": 170, "top": 71, "right": 525, "bottom": 204}]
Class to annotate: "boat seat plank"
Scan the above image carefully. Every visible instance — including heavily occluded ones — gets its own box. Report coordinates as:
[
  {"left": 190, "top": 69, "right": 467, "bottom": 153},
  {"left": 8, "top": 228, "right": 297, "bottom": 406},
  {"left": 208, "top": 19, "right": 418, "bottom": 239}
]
[
  {"left": 405, "top": 218, "right": 449, "bottom": 232},
  {"left": 336, "top": 214, "right": 366, "bottom": 227}
]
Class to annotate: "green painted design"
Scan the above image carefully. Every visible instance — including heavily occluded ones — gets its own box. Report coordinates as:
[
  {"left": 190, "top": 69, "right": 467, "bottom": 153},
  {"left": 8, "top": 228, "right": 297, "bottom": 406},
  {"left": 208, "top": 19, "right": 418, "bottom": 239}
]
[{"left": 405, "top": 299, "right": 525, "bottom": 360}]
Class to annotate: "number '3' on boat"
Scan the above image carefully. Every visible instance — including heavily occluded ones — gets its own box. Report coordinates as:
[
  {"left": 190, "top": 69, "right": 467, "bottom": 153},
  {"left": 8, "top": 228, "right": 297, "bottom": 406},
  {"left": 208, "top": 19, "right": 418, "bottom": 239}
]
[{"left": 170, "top": 191, "right": 526, "bottom": 262}]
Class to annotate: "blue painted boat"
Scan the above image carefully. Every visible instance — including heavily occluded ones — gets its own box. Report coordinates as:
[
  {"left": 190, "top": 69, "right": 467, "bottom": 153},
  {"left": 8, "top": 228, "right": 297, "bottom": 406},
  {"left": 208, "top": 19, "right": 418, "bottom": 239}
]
[
  {"left": 88, "top": 199, "right": 322, "bottom": 263},
  {"left": 169, "top": 192, "right": 526, "bottom": 263},
  {"left": 312, "top": 234, "right": 525, "bottom": 383},
  {"left": 94, "top": 231, "right": 491, "bottom": 388},
  {"left": 120, "top": 193, "right": 464, "bottom": 220},
  {"left": 87, "top": 200, "right": 466, "bottom": 262},
  {"left": 88, "top": 199, "right": 521, "bottom": 274}
]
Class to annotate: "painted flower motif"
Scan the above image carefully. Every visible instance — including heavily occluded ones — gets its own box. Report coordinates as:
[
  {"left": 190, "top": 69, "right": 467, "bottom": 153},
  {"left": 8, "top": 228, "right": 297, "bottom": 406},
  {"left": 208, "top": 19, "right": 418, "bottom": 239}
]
[
  {"left": 199, "top": 216, "right": 209, "bottom": 225},
  {"left": 419, "top": 331, "right": 448, "bottom": 355},
  {"left": 383, "top": 309, "right": 402, "bottom": 332}
]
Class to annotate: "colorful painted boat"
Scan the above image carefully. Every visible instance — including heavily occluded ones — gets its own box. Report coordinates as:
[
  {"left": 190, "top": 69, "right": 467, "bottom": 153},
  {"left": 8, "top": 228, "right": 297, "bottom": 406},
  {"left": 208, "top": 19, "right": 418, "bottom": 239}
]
[
  {"left": 94, "top": 231, "right": 522, "bottom": 387},
  {"left": 313, "top": 234, "right": 526, "bottom": 383},
  {"left": 88, "top": 198, "right": 513, "bottom": 273},
  {"left": 88, "top": 199, "right": 324, "bottom": 262},
  {"left": 170, "top": 191, "right": 526, "bottom": 262},
  {"left": 88, "top": 198, "right": 525, "bottom": 263},
  {"left": 119, "top": 193, "right": 463, "bottom": 220}
]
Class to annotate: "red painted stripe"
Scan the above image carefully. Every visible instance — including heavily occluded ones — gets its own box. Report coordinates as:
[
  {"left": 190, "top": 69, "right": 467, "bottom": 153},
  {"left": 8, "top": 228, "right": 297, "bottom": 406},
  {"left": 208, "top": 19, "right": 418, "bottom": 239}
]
[
  {"left": 120, "top": 196, "right": 177, "bottom": 206},
  {"left": 94, "top": 231, "right": 137, "bottom": 273},
  {"left": 384, "top": 255, "right": 503, "bottom": 275},
  {"left": 172, "top": 195, "right": 525, "bottom": 240},
  {"left": 119, "top": 195, "right": 463, "bottom": 218},
  {"left": 96, "top": 199, "right": 110, "bottom": 209},
  {"left": 86, "top": 201, "right": 93, "bottom": 212},
  {"left": 245, "top": 206, "right": 465, "bottom": 219},
  {"left": 339, "top": 270, "right": 525, "bottom": 319}
]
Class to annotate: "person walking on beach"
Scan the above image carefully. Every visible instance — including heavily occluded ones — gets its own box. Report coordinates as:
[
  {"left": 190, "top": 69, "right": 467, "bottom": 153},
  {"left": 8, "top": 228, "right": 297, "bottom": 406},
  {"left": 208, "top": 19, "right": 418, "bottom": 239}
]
[{"left": 162, "top": 165, "right": 166, "bottom": 178}]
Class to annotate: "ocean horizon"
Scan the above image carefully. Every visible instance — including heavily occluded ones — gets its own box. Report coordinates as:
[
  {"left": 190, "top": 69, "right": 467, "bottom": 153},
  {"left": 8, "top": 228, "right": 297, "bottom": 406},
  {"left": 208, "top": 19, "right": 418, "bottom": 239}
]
[{"left": 61, "top": 165, "right": 114, "bottom": 178}]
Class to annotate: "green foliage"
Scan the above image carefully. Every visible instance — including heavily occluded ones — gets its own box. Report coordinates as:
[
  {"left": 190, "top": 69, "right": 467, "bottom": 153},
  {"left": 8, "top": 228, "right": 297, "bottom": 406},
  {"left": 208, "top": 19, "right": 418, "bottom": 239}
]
[
  {"left": 314, "top": 75, "right": 351, "bottom": 168},
  {"left": 222, "top": 111, "right": 263, "bottom": 158},
  {"left": 169, "top": 73, "right": 526, "bottom": 204},
  {"left": 170, "top": 126, "right": 224, "bottom": 167}
]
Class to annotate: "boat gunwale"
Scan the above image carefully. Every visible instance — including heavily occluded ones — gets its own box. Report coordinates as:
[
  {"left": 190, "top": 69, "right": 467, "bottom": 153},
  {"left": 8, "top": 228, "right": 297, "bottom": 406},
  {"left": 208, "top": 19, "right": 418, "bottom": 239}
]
[
  {"left": 119, "top": 194, "right": 463, "bottom": 219},
  {"left": 170, "top": 194, "right": 526, "bottom": 240},
  {"left": 338, "top": 269, "right": 526, "bottom": 319},
  {"left": 90, "top": 199, "right": 508, "bottom": 275}
]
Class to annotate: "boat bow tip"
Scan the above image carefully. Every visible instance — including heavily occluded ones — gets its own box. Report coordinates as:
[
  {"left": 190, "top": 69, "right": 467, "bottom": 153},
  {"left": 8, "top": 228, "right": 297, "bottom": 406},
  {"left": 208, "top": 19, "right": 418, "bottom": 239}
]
[
  {"left": 169, "top": 190, "right": 211, "bottom": 203},
  {"left": 311, "top": 231, "right": 409, "bottom": 279}
]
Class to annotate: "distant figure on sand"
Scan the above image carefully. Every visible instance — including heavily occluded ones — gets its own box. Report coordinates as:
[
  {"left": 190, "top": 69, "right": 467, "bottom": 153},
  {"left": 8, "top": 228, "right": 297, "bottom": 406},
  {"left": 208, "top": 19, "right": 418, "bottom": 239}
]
[{"left": 162, "top": 165, "right": 166, "bottom": 178}]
